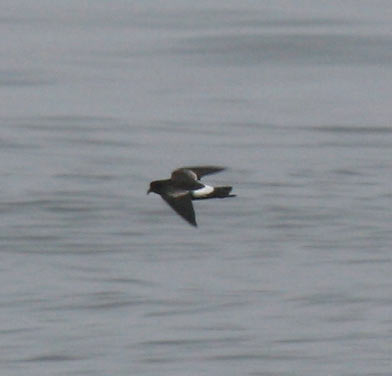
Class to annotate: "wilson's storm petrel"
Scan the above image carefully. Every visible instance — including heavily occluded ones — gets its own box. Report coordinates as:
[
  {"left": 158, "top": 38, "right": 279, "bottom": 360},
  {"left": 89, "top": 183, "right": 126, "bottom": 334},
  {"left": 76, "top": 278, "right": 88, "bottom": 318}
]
[{"left": 147, "top": 166, "right": 235, "bottom": 227}]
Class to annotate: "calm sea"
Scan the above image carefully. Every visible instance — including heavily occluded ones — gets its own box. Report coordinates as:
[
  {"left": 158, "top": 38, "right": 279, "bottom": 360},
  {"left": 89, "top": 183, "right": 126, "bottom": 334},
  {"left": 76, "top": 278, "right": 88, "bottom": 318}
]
[{"left": 1, "top": 1, "right": 392, "bottom": 375}]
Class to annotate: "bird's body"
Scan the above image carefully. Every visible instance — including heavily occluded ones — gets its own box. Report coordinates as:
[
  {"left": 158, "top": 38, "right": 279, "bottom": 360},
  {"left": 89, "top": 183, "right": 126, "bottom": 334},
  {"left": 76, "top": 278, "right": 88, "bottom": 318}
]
[{"left": 147, "top": 166, "right": 235, "bottom": 226}]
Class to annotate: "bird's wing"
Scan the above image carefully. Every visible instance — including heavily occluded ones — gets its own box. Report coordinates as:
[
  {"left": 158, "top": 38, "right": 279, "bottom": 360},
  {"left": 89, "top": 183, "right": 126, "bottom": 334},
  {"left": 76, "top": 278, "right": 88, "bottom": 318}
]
[
  {"left": 172, "top": 166, "right": 225, "bottom": 182},
  {"left": 161, "top": 190, "right": 197, "bottom": 227},
  {"left": 171, "top": 169, "right": 204, "bottom": 190}
]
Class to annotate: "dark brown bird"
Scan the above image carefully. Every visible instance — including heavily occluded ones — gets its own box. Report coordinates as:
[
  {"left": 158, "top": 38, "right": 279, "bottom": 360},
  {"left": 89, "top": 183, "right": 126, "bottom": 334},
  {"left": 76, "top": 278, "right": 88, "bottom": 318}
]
[{"left": 147, "top": 166, "right": 235, "bottom": 227}]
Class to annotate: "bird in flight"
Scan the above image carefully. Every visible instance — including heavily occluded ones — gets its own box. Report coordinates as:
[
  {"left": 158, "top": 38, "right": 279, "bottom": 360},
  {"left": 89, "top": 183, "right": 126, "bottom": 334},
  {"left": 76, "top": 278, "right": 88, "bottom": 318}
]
[{"left": 147, "top": 166, "right": 235, "bottom": 227}]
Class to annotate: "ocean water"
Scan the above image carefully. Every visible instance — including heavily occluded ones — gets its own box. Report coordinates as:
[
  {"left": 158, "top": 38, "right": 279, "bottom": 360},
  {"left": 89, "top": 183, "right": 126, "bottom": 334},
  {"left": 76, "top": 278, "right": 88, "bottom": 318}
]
[{"left": 1, "top": 1, "right": 392, "bottom": 375}]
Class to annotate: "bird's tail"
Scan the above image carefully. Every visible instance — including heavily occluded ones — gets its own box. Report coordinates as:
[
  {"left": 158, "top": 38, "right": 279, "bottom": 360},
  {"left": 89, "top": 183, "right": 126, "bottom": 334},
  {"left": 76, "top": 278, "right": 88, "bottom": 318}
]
[{"left": 212, "top": 186, "right": 236, "bottom": 198}]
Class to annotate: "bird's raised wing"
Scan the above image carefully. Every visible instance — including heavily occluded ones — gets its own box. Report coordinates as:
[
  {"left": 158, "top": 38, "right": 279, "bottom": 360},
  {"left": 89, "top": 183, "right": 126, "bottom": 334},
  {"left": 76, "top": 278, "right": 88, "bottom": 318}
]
[
  {"left": 172, "top": 166, "right": 225, "bottom": 182},
  {"left": 160, "top": 190, "right": 197, "bottom": 227},
  {"left": 171, "top": 168, "right": 204, "bottom": 190}
]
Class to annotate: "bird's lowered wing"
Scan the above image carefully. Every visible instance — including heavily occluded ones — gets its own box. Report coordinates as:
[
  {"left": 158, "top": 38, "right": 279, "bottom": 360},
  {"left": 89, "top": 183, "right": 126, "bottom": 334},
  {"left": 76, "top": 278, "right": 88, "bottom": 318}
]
[{"left": 161, "top": 190, "right": 197, "bottom": 227}]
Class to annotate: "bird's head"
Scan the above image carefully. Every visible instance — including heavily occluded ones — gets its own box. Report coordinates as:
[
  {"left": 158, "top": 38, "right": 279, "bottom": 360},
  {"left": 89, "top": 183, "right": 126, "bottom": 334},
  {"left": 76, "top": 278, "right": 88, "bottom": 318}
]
[{"left": 147, "top": 180, "right": 163, "bottom": 195}]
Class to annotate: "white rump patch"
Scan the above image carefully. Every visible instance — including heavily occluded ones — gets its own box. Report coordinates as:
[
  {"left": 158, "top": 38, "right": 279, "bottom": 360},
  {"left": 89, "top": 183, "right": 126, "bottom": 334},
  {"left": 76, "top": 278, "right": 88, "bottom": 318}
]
[{"left": 191, "top": 184, "right": 214, "bottom": 198}]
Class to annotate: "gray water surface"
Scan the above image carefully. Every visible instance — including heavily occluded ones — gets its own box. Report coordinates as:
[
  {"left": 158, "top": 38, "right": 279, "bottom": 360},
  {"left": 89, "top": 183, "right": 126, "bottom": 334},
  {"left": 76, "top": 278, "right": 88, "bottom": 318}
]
[{"left": 1, "top": 1, "right": 392, "bottom": 375}]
